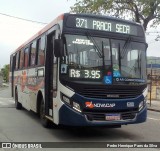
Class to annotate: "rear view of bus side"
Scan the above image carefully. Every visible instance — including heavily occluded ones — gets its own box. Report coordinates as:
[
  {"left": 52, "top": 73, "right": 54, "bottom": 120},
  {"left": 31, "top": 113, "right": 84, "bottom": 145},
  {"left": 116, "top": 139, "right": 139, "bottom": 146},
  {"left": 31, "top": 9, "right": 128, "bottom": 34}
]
[{"left": 10, "top": 13, "right": 148, "bottom": 128}]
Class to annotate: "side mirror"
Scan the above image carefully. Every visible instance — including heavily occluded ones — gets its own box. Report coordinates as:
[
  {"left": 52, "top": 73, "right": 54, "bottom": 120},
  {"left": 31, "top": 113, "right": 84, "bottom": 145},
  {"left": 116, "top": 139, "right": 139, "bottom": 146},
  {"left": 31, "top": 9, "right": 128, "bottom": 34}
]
[{"left": 54, "top": 39, "right": 64, "bottom": 57}]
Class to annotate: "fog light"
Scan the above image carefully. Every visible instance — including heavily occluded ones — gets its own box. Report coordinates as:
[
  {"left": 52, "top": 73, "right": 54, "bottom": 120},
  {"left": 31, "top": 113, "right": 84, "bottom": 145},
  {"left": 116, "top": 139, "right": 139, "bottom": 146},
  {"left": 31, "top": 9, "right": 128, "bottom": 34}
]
[
  {"left": 73, "top": 101, "right": 81, "bottom": 112},
  {"left": 139, "top": 101, "right": 144, "bottom": 111}
]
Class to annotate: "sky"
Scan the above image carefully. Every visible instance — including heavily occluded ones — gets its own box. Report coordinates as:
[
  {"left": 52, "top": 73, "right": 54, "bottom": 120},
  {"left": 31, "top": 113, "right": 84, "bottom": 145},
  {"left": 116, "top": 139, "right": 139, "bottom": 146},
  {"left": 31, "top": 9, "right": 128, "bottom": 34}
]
[{"left": 0, "top": 0, "right": 160, "bottom": 67}]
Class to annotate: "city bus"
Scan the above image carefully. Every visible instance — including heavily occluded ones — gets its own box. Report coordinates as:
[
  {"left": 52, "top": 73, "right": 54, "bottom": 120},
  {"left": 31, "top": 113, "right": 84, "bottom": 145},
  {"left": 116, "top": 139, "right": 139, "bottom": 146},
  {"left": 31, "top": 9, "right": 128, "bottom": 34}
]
[{"left": 10, "top": 13, "right": 148, "bottom": 128}]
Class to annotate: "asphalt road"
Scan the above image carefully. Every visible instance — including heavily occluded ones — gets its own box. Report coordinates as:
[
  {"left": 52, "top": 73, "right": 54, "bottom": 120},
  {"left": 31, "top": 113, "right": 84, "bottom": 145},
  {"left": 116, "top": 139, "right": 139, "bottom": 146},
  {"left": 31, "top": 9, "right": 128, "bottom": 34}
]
[{"left": 0, "top": 88, "right": 160, "bottom": 151}]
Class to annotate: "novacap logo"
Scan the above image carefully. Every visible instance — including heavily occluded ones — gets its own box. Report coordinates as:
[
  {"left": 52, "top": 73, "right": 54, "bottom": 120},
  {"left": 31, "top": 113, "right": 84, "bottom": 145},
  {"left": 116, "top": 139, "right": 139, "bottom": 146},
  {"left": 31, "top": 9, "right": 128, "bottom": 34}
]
[
  {"left": 85, "top": 102, "right": 115, "bottom": 108},
  {"left": 85, "top": 102, "right": 94, "bottom": 108}
]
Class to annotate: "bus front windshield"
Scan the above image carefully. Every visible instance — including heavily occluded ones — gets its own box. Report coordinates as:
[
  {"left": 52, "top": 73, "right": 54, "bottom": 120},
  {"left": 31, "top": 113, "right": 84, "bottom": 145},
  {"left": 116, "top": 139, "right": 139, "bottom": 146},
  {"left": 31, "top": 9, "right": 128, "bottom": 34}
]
[{"left": 60, "top": 34, "right": 147, "bottom": 85}]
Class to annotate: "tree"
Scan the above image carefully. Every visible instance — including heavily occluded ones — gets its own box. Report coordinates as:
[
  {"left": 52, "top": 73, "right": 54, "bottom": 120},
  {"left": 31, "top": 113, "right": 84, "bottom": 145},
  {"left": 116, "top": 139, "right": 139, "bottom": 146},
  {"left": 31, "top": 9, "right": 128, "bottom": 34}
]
[
  {"left": 1, "top": 64, "right": 9, "bottom": 82},
  {"left": 70, "top": 0, "right": 160, "bottom": 31}
]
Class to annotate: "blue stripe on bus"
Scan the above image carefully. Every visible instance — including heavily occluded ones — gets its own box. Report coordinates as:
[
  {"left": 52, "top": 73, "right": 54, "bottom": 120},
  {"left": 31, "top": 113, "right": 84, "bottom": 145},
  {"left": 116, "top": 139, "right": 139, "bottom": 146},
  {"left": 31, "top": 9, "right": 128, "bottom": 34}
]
[
  {"left": 71, "top": 93, "right": 144, "bottom": 111},
  {"left": 58, "top": 93, "right": 147, "bottom": 126},
  {"left": 59, "top": 103, "right": 147, "bottom": 126}
]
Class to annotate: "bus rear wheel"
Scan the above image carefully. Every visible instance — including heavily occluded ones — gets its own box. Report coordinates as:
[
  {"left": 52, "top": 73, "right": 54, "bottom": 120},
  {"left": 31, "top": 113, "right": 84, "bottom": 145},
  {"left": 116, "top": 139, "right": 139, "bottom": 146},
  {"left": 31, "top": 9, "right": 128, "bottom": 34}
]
[
  {"left": 15, "top": 89, "right": 22, "bottom": 110},
  {"left": 40, "top": 99, "right": 50, "bottom": 128}
]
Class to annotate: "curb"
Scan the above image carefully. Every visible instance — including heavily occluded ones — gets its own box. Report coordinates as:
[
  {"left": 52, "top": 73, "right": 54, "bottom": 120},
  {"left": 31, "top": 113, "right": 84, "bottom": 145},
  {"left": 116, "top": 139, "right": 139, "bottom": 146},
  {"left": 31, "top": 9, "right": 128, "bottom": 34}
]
[{"left": 147, "top": 108, "right": 160, "bottom": 113}]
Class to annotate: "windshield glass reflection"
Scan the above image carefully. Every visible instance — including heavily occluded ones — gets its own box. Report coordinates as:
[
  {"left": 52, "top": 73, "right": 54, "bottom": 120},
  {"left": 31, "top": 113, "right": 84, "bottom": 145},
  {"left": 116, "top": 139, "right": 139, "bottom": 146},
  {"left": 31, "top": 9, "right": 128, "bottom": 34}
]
[{"left": 60, "top": 34, "right": 147, "bottom": 84}]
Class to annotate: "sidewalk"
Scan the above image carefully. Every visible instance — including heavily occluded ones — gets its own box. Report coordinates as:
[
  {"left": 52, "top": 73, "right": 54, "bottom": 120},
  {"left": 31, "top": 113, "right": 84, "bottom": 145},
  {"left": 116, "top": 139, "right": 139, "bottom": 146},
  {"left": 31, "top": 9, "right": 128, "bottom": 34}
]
[{"left": 147, "top": 99, "right": 160, "bottom": 112}]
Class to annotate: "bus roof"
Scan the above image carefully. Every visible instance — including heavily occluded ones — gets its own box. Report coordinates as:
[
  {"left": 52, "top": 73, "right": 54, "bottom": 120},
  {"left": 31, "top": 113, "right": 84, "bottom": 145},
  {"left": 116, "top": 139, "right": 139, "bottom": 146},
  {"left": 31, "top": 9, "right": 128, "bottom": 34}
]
[
  {"left": 13, "top": 14, "right": 64, "bottom": 54},
  {"left": 12, "top": 13, "right": 144, "bottom": 54}
]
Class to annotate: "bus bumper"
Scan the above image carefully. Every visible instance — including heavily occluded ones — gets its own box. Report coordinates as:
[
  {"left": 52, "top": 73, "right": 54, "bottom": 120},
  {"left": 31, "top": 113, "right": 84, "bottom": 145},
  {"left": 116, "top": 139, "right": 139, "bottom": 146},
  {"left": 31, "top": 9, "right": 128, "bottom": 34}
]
[{"left": 59, "top": 104, "right": 147, "bottom": 126}]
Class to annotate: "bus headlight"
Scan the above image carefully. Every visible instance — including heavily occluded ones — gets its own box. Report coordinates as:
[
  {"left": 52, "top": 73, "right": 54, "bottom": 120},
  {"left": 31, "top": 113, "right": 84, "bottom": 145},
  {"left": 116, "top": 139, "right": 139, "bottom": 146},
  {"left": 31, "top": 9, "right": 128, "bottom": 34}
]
[
  {"left": 73, "top": 101, "right": 81, "bottom": 113},
  {"left": 139, "top": 101, "right": 144, "bottom": 111},
  {"left": 62, "top": 94, "right": 70, "bottom": 105},
  {"left": 61, "top": 93, "right": 81, "bottom": 113}
]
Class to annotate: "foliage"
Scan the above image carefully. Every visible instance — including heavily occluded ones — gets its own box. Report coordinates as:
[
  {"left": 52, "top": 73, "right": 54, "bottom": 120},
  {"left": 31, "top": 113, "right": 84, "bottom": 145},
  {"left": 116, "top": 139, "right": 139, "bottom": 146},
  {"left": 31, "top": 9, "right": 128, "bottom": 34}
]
[
  {"left": 70, "top": 0, "right": 160, "bottom": 31},
  {"left": 1, "top": 64, "right": 9, "bottom": 82}
]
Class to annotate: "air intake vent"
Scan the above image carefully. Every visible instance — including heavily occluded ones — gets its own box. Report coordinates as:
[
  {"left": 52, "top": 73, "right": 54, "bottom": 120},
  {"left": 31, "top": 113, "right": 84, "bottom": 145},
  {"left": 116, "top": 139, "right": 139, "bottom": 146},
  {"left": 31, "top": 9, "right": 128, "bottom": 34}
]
[
  {"left": 79, "top": 87, "right": 141, "bottom": 99},
  {"left": 121, "top": 112, "right": 136, "bottom": 120}
]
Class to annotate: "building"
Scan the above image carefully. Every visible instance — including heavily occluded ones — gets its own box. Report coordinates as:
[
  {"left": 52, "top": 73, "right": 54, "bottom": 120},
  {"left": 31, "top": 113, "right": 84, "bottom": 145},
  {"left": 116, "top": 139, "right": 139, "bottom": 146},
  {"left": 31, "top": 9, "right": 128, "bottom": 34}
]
[{"left": 147, "top": 56, "right": 160, "bottom": 100}]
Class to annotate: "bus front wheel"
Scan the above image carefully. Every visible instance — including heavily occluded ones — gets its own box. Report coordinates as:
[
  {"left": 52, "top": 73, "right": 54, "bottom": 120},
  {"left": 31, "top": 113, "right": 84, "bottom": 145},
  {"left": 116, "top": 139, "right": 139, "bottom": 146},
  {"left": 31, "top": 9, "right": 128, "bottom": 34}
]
[{"left": 15, "top": 89, "right": 22, "bottom": 110}]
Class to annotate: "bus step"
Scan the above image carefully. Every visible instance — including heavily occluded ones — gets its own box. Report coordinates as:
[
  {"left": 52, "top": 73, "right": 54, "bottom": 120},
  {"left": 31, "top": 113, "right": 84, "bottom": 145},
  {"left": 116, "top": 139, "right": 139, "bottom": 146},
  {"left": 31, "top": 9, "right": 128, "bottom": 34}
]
[{"left": 45, "top": 116, "right": 53, "bottom": 122}]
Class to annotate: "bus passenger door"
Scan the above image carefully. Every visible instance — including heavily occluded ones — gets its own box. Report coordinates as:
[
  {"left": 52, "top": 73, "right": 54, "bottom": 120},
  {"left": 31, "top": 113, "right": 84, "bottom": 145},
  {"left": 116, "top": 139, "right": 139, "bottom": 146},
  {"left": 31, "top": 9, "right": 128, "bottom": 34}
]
[{"left": 45, "top": 33, "right": 55, "bottom": 118}]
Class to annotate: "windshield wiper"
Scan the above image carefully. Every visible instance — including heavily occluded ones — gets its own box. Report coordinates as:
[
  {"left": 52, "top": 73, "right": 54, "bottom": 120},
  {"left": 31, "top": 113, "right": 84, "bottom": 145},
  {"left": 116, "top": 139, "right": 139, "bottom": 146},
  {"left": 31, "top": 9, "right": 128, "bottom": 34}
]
[
  {"left": 118, "top": 43, "right": 121, "bottom": 72},
  {"left": 138, "top": 51, "right": 142, "bottom": 78},
  {"left": 101, "top": 41, "right": 105, "bottom": 68},
  {"left": 121, "top": 36, "right": 131, "bottom": 59},
  {"left": 86, "top": 31, "right": 105, "bottom": 69},
  {"left": 86, "top": 31, "right": 103, "bottom": 58}
]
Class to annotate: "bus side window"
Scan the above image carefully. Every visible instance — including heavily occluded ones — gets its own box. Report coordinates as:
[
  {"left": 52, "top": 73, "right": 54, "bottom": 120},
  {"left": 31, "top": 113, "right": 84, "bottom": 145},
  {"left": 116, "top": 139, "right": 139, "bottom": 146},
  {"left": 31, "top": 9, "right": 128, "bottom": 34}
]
[
  {"left": 30, "top": 41, "right": 36, "bottom": 66},
  {"left": 20, "top": 50, "right": 24, "bottom": 69},
  {"left": 24, "top": 47, "right": 29, "bottom": 68},
  {"left": 37, "top": 36, "right": 45, "bottom": 66}
]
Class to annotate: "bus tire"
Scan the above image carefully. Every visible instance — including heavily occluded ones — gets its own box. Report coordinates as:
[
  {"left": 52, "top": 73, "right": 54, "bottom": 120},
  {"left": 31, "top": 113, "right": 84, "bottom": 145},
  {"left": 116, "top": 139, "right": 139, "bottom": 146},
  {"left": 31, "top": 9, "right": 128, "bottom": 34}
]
[
  {"left": 15, "top": 89, "right": 22, "bottom": 110},
  {"left": 40, "top": 98, "right": 50, "bottom": 128}
]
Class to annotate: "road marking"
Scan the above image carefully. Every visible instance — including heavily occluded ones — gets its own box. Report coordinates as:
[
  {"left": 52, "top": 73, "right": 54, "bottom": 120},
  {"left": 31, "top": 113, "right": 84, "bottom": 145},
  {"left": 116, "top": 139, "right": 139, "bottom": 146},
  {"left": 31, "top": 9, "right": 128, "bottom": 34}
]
[
  {"left": 0, "top": 97, "right": 13, "bottom": 99},
  {"left": 0, "top": 98, "right": 15, "bottom": 107},
  {"left": 0, "top": 101, "right": 8, "bottom": 105},
  {"left": 148, "top": 117, "right": 160, "bottom": 121}
]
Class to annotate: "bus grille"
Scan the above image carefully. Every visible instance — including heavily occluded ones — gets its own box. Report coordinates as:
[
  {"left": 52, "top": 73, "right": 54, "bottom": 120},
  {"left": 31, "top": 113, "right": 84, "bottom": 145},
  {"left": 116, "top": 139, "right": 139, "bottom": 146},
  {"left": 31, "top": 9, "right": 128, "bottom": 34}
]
[
  {"left": 85, "top": 112, "right": 136, "bottom": 121},
  {"left": 78, "top": 87, "right": 141, "bottom": 99}
]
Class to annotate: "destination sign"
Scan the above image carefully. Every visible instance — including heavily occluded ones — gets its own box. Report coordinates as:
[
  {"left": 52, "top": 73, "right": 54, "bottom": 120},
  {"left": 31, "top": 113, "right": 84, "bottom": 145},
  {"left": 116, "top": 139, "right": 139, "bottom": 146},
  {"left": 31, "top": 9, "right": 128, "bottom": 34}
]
[
  {"left": 76, "top": 18, "right": 131, "bottom": 34},
  {"left": 66, "top": 15, "right": 143, "bottom": 36}
]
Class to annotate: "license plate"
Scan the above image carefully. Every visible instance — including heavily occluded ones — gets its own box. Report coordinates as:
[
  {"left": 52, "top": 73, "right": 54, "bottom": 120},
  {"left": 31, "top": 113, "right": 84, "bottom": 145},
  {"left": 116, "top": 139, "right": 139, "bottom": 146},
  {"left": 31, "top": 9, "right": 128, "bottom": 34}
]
[{"left": 105, "top": 114, "right": 121, "bottom": 121}]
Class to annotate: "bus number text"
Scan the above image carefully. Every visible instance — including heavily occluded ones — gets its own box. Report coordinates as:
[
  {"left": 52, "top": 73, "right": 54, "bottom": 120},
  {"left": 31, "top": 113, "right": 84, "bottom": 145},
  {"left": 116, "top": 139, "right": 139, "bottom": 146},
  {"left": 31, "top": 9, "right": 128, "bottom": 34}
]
[{"left": 76, "top": 18, "right": 88, "bottom": 28}]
